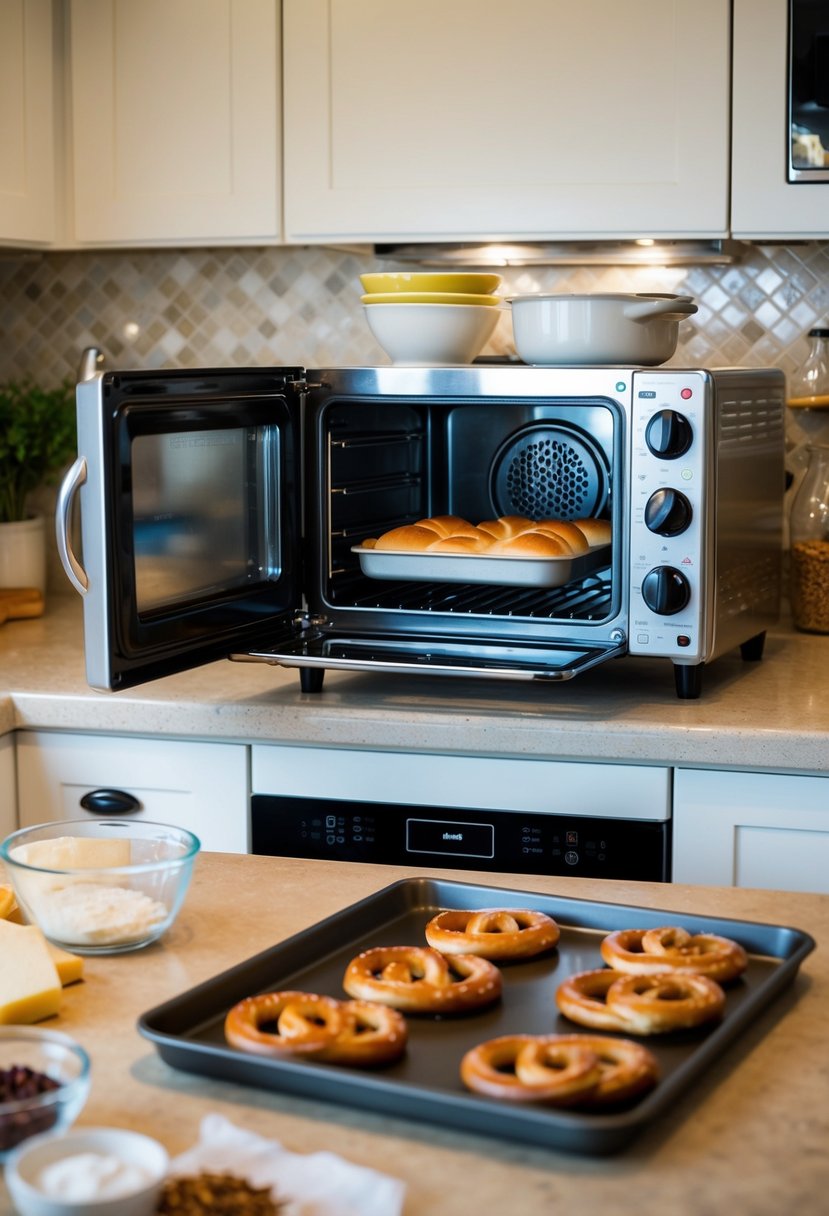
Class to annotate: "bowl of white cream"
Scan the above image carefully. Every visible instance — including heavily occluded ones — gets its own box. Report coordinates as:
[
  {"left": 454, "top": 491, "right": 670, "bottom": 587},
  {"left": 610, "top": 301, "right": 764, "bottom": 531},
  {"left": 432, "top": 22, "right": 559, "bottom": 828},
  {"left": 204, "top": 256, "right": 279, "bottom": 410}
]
[
  {"left": 5, "top": 1126, "right": 169, "bottom": 1216},
  {"left": 0, "top": 820, "right": 200, "bottom": 955}
]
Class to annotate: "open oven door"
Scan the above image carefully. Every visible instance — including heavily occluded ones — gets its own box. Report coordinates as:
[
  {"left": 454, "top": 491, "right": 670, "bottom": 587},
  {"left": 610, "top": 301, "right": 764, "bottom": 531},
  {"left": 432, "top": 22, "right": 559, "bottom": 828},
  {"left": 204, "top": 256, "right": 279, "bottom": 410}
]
[{"left": 56, "top": 368, "right": 305, "bottom": 691}]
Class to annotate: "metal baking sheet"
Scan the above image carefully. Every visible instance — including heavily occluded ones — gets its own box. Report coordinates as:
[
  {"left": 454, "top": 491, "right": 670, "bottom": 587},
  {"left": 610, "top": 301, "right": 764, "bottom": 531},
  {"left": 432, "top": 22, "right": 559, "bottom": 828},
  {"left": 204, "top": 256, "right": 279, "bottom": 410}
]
[
  {"left": 138, "top": 878, "right": 814, "bottom": 1156},
  {"left": 351, "top": 543, "right": 611, "bottom": 588}
]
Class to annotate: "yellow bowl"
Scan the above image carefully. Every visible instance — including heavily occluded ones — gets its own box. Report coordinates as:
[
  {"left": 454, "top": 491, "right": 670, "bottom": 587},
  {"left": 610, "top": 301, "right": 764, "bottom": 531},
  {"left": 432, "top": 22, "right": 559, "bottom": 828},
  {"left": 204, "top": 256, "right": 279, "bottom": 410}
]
[
  {"left": 361, "top": 291, "right": 502, "bottom": 307},
  {"left": 360, "top": 271, "right": 502, "bottom": 296}
]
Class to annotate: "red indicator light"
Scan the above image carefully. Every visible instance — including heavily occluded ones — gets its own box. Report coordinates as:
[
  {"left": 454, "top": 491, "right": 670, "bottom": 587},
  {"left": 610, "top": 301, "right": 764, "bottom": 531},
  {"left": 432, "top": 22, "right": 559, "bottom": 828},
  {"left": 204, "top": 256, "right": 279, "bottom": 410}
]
[{"left": 680, "top": 387, "right": 693, "bottom": 400}]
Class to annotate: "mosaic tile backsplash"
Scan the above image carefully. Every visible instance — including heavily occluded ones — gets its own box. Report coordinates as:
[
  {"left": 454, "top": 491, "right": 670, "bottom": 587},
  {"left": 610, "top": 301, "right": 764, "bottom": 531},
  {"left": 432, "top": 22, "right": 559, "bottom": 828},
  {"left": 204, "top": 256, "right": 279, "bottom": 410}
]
[{"left": 2, "top": 241, "right": 829, "bottom": 389}]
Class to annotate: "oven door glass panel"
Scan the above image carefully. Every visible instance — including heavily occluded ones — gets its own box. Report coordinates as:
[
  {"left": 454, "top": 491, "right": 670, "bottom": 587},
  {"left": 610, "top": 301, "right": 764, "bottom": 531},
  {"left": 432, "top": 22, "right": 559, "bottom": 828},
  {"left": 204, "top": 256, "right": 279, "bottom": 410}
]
[
  {"left": 789, "top": 0, "right": 829, "bottom": 181},
  {"left": 75, "top": 369, "right": 303, "bottom": 691}
]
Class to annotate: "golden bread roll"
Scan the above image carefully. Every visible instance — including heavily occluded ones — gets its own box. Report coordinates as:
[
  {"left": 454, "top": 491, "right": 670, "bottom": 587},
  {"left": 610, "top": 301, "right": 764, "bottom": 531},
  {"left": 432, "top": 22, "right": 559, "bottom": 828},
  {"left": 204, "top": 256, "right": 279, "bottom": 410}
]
[
  {"left": 477, "top": 515, "right": 534, "bottom": 541},
  {"left": 374, "top": 525, "right": 440, "bottom": 552},
  {"left": 416, "top": 515, "right": 474, "bottom": 538},
  {"left": 361, "top": 538, "right": 378, "bottom": 549},
  {"left": 428, "top": 534, "right": 492, "bottom": 554},
  {"left": 534, "top": 520, "right": 588, "bottom": 554},
  {"left": 489, "top": 531, "right": 572, "bottom": 558},
  {"left": 572, "top": 517, "right": 612, "bottom": 547}
]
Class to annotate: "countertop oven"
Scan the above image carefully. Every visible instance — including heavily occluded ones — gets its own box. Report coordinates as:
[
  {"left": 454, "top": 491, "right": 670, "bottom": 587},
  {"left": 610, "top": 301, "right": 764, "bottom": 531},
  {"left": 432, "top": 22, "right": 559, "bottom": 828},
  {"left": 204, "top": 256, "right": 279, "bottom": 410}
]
[{"left": 57, "top": 364, "right": 785, "bottom": 701}]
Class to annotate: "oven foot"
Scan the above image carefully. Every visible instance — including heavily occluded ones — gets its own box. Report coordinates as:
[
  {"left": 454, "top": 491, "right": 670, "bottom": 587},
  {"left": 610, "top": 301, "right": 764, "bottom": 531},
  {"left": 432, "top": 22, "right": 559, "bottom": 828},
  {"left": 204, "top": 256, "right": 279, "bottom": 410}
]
[
  {"left": 739, "top": 631, "right": 766, "bottom": 662},
  {"left": 673, "top": 663, "right": 703, "bottom": 699},
  {"left": 299, "top": 668, "right": 325, "bottom": 693}
]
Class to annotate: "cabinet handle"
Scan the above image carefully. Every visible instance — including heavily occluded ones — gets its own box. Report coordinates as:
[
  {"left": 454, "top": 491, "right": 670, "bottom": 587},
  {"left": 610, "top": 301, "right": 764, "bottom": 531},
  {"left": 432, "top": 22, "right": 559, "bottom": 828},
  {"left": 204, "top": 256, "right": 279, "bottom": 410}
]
[{"left": 79, "top": 789, "right": 143, "bottom": 815}]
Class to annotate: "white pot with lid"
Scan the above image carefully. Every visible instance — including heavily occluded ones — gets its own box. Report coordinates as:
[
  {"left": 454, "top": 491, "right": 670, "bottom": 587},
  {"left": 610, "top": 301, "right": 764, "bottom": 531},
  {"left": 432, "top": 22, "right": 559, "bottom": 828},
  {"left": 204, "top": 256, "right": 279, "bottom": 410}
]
[{"left": 509, "top": 292, "right": 698, "bottom": 366}]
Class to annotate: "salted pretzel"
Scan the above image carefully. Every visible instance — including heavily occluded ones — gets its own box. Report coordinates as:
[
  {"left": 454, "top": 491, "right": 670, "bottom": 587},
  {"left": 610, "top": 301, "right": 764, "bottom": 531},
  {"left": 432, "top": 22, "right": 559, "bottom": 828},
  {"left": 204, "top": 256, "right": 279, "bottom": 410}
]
[
  {"left": 224, "top": 990, "right": 408, "bottom": 1067},
  {"left": 601, "top": 926, "right": 748, "bottom": 983},
  {"left": 556, "top": 968, "right": 725, "bottom": 1035},
  {"left": 224, "top": 990, "right": 346, "bottom": 1057},
  {"left": 343, "top": 945, "right": 502, "bottom": 1014},
  {"left": 460, "top": 1033, "right": 659, "bottom": 1108},
  {"left": 424, "top": 908, "right": 560, "bottom": 961}
]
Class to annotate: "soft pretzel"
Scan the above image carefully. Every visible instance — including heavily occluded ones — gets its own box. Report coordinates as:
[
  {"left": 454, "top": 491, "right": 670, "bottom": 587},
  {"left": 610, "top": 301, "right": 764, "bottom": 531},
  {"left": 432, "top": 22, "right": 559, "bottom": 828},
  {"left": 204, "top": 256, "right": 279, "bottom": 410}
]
[
  {"left": 604, "top": 972, "right": 726, "bottom": 1034},
  {"left": 460, "top": 1033, "right": 658, "bottom": 1108},
  {"left": 224, "top": 990, "right": 408, "bottom": 1067},
  {"left": 224, "top": 990, "right": 347, "bottom": 1058},
  {"left": 424, "top": 908, "right": 560, "bottom": 961},
  {"left": 343, "top": 945, "right": 502, "bottom": 1014},
  {"left": 601, "top": 926, "right": 748, "bottom": 983},
  {"left": 556, "top": 968, "right": 725, "bottom": 1035}
]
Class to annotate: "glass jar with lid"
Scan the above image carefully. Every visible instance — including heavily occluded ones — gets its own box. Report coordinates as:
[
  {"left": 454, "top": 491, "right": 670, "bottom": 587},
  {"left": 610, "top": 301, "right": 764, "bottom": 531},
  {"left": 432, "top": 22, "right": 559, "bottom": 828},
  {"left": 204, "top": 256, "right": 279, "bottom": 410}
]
[
  {"left": 789, "top": 443, "right": 829, "bottom": 633},
  {"left": 788, "top": 326, "right": 829, "bottom": 434}
]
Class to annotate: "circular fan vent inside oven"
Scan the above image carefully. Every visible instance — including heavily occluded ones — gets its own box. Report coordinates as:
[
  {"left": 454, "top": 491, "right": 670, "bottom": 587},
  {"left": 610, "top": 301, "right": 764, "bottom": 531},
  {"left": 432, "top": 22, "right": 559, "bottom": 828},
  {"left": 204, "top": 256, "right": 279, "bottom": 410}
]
[{"left": 490, "top": 423, "right": 609, "bottom": 520}]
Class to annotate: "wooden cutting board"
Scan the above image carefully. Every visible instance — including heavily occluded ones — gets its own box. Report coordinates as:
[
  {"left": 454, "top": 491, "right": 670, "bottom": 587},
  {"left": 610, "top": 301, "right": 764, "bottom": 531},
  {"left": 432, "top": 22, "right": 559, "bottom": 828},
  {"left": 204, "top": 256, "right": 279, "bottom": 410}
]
[{"left": 0, "top": 587, "right": 45, "bottom": 625}]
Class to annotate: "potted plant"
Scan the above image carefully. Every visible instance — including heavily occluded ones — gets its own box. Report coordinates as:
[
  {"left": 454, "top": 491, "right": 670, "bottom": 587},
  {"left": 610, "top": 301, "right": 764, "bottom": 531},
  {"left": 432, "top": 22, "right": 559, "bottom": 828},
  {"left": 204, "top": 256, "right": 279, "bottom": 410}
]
[{"left": 0, "top": 378, "right": 77, "bottom": 594}]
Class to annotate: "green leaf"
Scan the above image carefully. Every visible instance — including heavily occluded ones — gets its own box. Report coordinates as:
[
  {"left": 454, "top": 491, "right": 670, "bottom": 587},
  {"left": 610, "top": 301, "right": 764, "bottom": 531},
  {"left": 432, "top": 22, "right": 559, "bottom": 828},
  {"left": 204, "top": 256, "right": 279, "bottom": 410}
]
[{"left": 0, "top": 379, "right": 77, "bottom": 522}]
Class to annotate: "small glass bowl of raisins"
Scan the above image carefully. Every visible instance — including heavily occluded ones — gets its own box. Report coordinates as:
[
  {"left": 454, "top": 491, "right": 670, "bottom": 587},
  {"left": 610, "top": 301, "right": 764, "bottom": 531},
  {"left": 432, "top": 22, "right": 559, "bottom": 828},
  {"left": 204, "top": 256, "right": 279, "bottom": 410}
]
[{"left": 0, "top": 1027, "right": 90, "bottom": 1160}]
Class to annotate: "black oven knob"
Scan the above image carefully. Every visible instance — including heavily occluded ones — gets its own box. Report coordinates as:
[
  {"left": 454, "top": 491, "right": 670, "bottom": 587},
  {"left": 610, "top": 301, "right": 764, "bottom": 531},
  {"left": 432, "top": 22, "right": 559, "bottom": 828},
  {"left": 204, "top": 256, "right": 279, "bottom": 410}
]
[
  {"left": 641, "top": 566, "right": 691, "bottom": 615},
  {"left": 643, "top": 488, "right": 693, "bottom": 536},
  {"left": 645, "top": 410, "right": 693, "bottom": 458}
]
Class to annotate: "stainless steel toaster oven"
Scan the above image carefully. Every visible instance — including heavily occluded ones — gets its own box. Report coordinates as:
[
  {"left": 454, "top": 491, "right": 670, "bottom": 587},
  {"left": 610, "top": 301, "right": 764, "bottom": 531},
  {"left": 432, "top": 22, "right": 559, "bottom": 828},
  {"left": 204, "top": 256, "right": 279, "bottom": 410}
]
[{"left": 57, "top": 364, "right": 785, "bottom": 700}]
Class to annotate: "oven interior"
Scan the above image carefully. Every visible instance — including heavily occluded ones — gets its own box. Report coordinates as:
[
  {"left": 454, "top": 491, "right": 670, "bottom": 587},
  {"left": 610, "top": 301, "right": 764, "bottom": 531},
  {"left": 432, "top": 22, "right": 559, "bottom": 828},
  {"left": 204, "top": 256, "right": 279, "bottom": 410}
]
[{"left": 305, "top": 397, "right": 621, "bottom": 635}]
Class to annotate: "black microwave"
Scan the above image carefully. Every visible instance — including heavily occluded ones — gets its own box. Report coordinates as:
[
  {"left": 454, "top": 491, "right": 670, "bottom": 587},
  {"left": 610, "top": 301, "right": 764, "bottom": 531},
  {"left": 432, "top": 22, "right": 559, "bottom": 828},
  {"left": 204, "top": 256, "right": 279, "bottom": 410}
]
[{"left": 789, "top": 0, "right": 829, "bottom": 181}]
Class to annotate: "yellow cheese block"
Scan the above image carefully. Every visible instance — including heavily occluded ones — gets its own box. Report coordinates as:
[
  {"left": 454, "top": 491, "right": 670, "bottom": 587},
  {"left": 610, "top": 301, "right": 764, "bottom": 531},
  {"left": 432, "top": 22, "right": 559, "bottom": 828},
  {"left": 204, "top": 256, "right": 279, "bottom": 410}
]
[
  {"left": 10, "top": 836, "right": 132, "bottom": 869},
  {"left": 0, "top": 919, "right": 61, "bottom": 1023},
  {"left": 0, "top": 884, "right": 15, "bottom": 919},
  {"left": 46, "top": 940, "right": 84, "bottom": 986}
]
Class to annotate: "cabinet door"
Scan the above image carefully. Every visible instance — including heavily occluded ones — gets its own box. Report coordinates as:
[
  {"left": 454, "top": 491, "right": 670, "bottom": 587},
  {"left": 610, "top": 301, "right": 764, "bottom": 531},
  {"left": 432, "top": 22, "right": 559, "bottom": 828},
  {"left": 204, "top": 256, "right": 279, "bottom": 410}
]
[
  {"left": 0, "top": 0, "right": 55, "bottom": 245},
  {"left": 69, "top": 0, "right": 280, "bottom": 244},
  {"left": 16, "top": 731, "right": 250, "bottom": 853},
  {"left": 284, "top": 0, "right": 730, "bottom": 242},
  {"left": 0, "top": 735, "right": 16, "bottom": 841},
  {"left": 731, "top": 0, "right": 829, "bottom": 238},
  {"left": 673, "top": 768, "right": 829, "bottom": 894}
]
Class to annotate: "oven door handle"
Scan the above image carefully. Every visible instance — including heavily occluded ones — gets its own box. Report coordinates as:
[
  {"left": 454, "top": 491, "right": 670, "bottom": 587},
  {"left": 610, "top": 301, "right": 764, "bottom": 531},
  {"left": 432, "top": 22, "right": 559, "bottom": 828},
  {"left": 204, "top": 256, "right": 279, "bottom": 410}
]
[{"left": 55, "top": 456, "right": 89, "bottom": 594}]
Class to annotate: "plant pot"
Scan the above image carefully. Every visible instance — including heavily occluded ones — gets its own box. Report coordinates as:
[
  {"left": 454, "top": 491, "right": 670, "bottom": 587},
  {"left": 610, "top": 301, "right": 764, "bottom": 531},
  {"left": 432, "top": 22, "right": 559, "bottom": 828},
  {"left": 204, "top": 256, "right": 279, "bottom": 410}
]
[{"left": 0, "top": 514, "right": 47, "bottom": 594}]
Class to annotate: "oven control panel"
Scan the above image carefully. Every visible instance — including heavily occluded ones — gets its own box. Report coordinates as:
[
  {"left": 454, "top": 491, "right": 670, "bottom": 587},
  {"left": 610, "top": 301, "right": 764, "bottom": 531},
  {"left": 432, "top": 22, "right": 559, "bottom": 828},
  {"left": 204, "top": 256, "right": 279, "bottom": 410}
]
[
  {"left": 251, "top": 796, "right": 670, "bottom": 882},
  {"left": 628, "top": 369, "right": 708, "bottom": 662}
]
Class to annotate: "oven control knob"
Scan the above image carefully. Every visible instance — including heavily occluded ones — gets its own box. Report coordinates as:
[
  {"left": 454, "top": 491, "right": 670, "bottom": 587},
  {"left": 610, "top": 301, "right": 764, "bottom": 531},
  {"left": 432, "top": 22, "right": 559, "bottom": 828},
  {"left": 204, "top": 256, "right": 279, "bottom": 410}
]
[
  {"left": 641, "top": 566, "right": 691, "bottom": 615},
  {"left": 645, "top": 410, "right": 693, "bottom": 458},
  {"left": 644, "top": 488, "right": 693, "bottom": 536}
]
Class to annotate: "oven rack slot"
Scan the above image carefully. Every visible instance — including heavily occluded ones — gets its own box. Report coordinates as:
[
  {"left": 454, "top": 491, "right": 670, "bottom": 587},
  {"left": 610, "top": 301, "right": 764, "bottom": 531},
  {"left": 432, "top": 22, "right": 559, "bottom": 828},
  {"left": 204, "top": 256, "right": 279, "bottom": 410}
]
[
  {"left": 330, "top": 430, "right": 423, "bottom": 449},
  {"left": 331, "top": 473, "right": 422, "bottom": 497}
]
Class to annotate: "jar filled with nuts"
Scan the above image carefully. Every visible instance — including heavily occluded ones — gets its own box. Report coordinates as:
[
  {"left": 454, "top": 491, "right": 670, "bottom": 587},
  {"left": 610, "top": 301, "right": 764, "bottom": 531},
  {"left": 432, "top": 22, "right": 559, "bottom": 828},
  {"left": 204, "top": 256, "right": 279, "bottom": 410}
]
[{"left": 790, "top": 444, "right": 829, "bottom": 633}]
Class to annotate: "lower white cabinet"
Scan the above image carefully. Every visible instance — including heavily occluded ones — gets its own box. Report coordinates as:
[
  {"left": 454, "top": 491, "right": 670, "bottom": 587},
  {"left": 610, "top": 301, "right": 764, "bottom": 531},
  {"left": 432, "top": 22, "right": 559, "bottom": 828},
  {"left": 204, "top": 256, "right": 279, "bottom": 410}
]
[
  {"left": 672, "top": 769, "right": 829, "bottom": 894},
  {"left": 15, "top": 731, "right": 249, "bottom": 853},
  {"left": 0, "top": 735, "right": 16, "bottom": 840}
]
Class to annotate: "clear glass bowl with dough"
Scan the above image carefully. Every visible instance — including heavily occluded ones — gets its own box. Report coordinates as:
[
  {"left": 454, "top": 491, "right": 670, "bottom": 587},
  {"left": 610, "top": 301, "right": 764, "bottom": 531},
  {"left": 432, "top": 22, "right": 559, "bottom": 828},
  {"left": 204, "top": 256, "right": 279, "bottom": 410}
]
[
  {"left": 0, "top": 1027, "right": 91, "bottom": 1162},
  {"left": 0, "top": 820, "right": 201, "bottom": 955}
]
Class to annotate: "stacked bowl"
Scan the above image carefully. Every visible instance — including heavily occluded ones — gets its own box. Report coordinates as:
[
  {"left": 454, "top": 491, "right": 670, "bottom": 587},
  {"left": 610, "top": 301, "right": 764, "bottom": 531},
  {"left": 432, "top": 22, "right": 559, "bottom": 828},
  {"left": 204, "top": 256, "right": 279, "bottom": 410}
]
[{"left": 360, "top": 272, "right": 503, "bottom": 366}]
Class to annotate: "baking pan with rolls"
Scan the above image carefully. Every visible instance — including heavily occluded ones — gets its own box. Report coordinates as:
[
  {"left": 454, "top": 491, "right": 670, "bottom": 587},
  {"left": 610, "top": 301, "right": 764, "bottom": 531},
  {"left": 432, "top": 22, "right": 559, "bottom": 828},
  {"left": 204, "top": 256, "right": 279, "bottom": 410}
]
[{"left": 353, "top": 513, "right": 612, "bottom": 588}]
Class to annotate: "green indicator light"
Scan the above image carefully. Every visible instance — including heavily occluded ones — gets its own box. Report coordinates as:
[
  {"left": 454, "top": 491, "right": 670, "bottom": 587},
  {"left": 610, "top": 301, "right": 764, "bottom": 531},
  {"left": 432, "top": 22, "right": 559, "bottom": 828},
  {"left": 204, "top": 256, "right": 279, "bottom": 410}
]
[{"left": 615, "top": 381, "right": 626, "bottom": 392}]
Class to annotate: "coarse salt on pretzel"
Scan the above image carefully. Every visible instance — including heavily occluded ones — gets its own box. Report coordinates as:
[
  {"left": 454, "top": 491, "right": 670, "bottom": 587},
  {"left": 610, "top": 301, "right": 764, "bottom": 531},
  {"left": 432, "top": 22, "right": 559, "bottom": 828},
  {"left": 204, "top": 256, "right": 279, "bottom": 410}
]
[
  {"left": 343, "top": 945, "right": 502, "bottom": 1014},
  {"left": 424, "top": 908, "right": 560, "bottom": 960},
  {"left": 604, "top": 972, "right": 726, "bottom": 1034},
  {"left": 600, "top": 926, "right": 748, "bottom": 983},
  {"left": 224, "top": 990, "right": 346, "bottom": 1058},
  {"left": 460, "top": 1033, "right": 659, "bottom": 1107}
]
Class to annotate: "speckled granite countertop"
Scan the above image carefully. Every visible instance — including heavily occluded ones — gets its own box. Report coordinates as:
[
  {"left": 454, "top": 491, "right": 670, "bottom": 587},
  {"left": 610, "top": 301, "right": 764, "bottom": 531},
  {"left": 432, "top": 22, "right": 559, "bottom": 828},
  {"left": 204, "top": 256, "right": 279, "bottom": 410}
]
[
  {"left": 1, "top": 594, "right": 828, "bottom": 773},
  {"left": 0, "top": 856, "right": 825, "bottom": 1216}
]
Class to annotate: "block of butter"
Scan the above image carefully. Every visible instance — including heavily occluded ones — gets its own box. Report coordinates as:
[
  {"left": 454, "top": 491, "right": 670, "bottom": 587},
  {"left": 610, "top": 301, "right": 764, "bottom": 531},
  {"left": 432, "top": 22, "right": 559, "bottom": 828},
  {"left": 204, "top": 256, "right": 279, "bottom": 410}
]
[
  {"left": 0, "top": 919, "right": 62, "bottom": 1023},
  {"left": 10, "top": 836, "right": 132, "bottom": 869}
]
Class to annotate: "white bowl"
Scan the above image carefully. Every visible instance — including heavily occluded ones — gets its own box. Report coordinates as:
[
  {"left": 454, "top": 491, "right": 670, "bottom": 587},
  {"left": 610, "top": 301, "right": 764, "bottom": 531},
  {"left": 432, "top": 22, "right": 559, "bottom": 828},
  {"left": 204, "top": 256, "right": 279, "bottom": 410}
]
[
  {"left": 363, "top": 301, "right": 501, "bottom": 365},
  {"left": 0, "top": 819, "right": 200, "bottom": 955},
  {"left": 5, "top": 1126, "right": 169, "bottom": 1216}
]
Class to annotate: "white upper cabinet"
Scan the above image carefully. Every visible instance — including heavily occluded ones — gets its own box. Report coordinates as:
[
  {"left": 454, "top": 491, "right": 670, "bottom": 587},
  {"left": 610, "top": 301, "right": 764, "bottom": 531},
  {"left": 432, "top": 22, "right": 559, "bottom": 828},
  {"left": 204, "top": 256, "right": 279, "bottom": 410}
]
[
  {"left": 68, "top": 0, "right": 281, "bottom": 245},
  {"left": 0, "top": 0, "right": 55, "bottom": 245},
  {"left": 283, "top": 0, "right": 731, "bottom": 242},
  {"left": 731, "top": 0, "right": 829, "bottom": 238}
]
